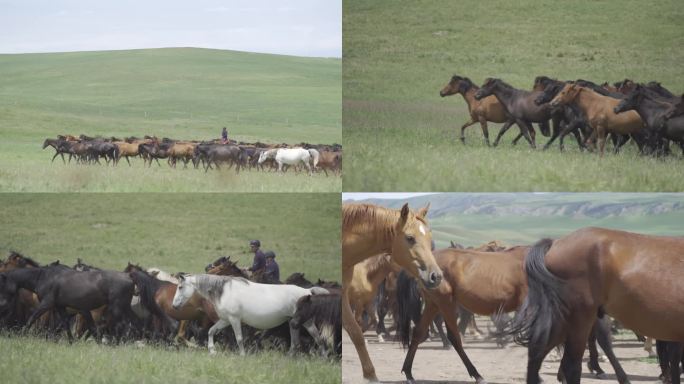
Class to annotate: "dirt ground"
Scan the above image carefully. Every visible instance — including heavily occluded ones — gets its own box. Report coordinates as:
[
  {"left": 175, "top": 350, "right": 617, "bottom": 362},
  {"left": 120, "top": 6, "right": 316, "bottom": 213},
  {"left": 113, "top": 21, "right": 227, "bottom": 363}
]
[{"left": 342, "top": 316, "right": 666, "bottom": 384}]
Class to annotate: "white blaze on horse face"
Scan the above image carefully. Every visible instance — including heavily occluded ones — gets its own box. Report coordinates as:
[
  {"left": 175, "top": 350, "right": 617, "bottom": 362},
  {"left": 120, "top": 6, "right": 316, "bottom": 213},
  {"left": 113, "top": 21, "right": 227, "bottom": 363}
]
[{"left": 419, "top": 224, "right": 426, "bottom": 236}]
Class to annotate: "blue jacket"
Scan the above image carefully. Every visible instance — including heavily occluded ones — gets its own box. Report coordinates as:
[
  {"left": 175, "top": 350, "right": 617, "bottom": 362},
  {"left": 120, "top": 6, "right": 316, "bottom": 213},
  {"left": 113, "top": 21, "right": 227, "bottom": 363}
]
[
  {"left": 265, "top": 259, "right": 280, "bottom": 281},
  {"left": 250, "top": 249, "right": 266, "bottom": 272}
]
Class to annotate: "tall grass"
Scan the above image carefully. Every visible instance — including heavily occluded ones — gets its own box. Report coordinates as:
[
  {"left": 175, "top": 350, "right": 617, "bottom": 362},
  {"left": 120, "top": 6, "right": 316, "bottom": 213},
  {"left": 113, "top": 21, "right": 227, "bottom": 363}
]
[{"left": 343, "top": 0, "right": 684, "bottom": 191}]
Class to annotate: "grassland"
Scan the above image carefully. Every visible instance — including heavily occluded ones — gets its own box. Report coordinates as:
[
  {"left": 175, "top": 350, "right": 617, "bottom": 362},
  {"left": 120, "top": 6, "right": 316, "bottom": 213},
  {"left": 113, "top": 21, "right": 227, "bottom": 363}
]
[
  {"left": 343, "top": 0, "right": 684, "bottom": 191},
  {"left": 0, "top": 335, "right": 340, "bottom": 384},
  {"left": 0, "top": 193, "right": 341, "bottom": 384},
  {"left": 0, "top": 47, "right": 341, "bottom": 192}
]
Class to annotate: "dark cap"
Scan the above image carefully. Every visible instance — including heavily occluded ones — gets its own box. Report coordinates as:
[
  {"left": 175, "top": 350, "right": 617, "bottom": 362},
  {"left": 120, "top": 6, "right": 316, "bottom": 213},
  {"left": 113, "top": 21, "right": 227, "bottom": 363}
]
[
  {"left": 265, "top": 251, "right": 276, "bottom": 259},
  {"left": 249, "top": 240, "right": 260, "bottom": 247}
]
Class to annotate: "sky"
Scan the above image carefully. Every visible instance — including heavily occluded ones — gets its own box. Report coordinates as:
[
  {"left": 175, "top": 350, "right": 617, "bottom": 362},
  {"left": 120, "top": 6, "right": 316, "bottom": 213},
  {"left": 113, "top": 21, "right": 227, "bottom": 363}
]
[
  {"left": 0, "top": 0, "right": 341, "bottom": 57},
  {"left": 342, "top": 193, "right": 439, "bottom": 201}
]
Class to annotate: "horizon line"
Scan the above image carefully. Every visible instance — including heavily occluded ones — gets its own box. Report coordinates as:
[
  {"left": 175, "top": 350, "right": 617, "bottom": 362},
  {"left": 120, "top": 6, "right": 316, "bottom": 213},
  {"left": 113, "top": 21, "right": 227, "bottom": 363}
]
[{"left": 0, "top": 46, "right": 342, "bottom": 59}]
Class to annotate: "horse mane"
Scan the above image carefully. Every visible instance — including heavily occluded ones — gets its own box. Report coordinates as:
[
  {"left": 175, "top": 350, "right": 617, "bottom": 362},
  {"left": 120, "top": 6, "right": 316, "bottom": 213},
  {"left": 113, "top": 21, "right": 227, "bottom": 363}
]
[
  {"left": 293, "top": 294, "right": 341, "bottom": 341},
  {"left": 343, "top": 204, "right": 428, "bottom": 247},
  {"left": 8, "top": 251, "right": 41, "bottom": 268},
  {"left": 191, "top": 274, "right": 249, "bottom": 301}
]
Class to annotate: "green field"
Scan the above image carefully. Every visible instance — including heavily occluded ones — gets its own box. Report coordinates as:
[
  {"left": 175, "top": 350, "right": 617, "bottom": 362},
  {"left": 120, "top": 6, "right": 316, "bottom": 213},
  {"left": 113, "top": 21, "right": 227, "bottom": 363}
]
[
  {"left": 0, "top": 193, "right": 341, "bottom": 384},
  {"left": 0, "top": 335, "right": 340, "bottom": 384},
  {"left": 343, "top": 0, "right": 684, "bottom": 191},
  {"left": 0, "top": 47, "right": 341, "bottom": 192}
]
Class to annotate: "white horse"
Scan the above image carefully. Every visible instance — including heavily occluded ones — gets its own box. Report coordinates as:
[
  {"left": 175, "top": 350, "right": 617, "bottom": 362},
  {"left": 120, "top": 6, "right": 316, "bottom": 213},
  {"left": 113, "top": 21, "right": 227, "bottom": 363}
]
[
  {"left": 172, "top": 274, "right": 328, "bottom": 355},
  {"left": 258, "top": 147, "right": 312, "bottom": 175}
]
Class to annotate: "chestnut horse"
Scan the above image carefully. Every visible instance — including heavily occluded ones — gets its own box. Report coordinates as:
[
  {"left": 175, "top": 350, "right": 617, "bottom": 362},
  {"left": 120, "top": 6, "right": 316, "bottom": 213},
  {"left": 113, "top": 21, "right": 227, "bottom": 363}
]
[
  {"left": 549, "top": 84, "right": 645, "bottom": 156},
  {"left": 439, "top": 75, "right": 519, "bottom": 146},
  {"left": 509, "top": 227, "right": 684, "bottom": 384},
  {"left": 348, "top": 253, "right": 401, "bottom": 338},
  {"left": 342, "top": 203, "right": 443, "bottom": 382},
  {"left": 400, "top": 245, "right": 632, "bottom": 384}
]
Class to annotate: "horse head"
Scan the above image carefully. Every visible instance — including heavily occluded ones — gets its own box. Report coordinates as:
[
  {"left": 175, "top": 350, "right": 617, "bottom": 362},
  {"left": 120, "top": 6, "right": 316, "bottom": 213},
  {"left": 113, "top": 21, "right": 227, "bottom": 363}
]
[
  {"left": 390, "top": 203, "right": 442, "bottom": 290},
  {"left": 549, "top": 83, "right": 581, "bottom": 107}
]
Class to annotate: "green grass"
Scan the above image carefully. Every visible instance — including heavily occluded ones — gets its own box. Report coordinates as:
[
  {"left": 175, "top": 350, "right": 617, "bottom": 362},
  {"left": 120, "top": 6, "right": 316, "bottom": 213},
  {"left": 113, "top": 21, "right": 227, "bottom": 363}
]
[
  {"left": 0, "top": 335, "right": 340, "bottom": 384},
  {"left": 0, "top": 193, "right": 340, "bottom": 282},
  {"left": 343, "top": 0, "right": 684, "bottom": 191},
  {"left": 0, "top": 47, "right": 341, "bottom": 192}
]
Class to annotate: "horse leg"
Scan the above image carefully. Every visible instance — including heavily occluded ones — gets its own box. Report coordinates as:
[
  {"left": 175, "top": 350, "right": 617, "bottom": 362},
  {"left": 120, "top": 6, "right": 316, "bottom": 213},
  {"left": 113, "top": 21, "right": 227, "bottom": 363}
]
[
  {"left": 401, "top": 301, "right": 439, "bottom": 384},
  {"left": 517, "top": 119, "right": 537, "bottom": 149},
  {"left": 25, "top": 301, "right": 54, "bottom": 332},
  {"left": 460, "top": 119, "right": 477, "bottom": 143},
  {"left": 441, "top": 306, "right": 486, "bottom": 383},
  {"left": 227, "top": 316, "right": 246, "bottom": 356},
  {"left": 207, "top": 319, "right": 230, "bottom": 355},
  {"left": 51, "top": 152, "right": 60, "bottom": 163},
  {"left": 594, "top": 316, "right": 630, "bottom": 384},
  {"left": 492, "top": 120, "right": 515, "bottom": 147},
  {"left": 434, "top": 315, "right": 449, "bottom": 348},
  {"left": 56, "top": 306, "right": 74, "bottom": 343},
  {"left": 667, "top": 342, "right": 683, "bottom": 384},
  {"left": 511, "top": 132, "right": 523, "bottom": 146},
  {"left": 559, "top": 314, "right": 595, "bottom": 384},
  {"left": 343, "top": 267, "right": 378, "bottom": 382},
  {"left": 477, "top": 117, "right": 491, "bottom": 146},
  {"left": 125, "top": 156, "right": 131, "bottom": 166},
  {"left": 586, "top": 324, "right": 605, "bottom": 378},
  {"left": 301, "top": 319, "right": 329, "bottom": 357},
  {"left": 597, "top": 127, "right": 607, "bottom": 158},
  {"left": 543, "top": 119, "right": 564, "bottom": 151}
]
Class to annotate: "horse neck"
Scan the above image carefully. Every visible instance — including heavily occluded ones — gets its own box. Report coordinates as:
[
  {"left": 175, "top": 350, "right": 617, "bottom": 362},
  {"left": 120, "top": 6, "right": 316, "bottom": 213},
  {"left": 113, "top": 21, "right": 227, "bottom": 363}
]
[
  {"left": 490, "top": 83, "right": 518, "bottom": 111},
  {"left": 461, "top": 87, "right": 480, "bottom": 109},
  {"left": 342, "top": 206, "right": 398, "bottom": 266},
  {"left": 632, "top": 95, "right": 669, "bottom": 127},
  {"left": 8, "top": 268, "right": 43, "bottom": 291}
]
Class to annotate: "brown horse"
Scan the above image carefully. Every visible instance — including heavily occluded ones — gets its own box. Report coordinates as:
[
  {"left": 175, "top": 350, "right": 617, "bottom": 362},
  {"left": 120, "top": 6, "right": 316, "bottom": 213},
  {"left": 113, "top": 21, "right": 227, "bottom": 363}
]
[
  {"left": 399, "top": 246, "right": 530, "bottom": 384},
  {"left": 509, "top": 227, "right": 684, "bottom": 384},
  {"left": 112, "top": 140, "right": 144, "bottom": 166},
  {"left": 167, "top": 142, "right": 197, "bottom": 168},
  {"left": 549, "top": 84, "right": 644, "bottom": 156},
  {"left": 440, "top": 75, "right": 519, "bottom": 146},
  {"left": 342, "top": 202, "right": 443, "bottom": 382},
  {"left": 348, "top": 254, "right": 401, "bottom": 334}
]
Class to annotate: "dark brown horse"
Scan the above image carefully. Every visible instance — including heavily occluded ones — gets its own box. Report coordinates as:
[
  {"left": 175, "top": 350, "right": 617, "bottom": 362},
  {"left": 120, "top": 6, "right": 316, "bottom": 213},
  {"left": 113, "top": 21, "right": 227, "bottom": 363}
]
[
  {"left": 439, "top": 75, "right": 519, "bottom": 146},
  {"left": 509, "top": 227, "right": 684, "bottom": 384},
  {"left": 474, "top": 78, "right": 556, "bottom": 148}
]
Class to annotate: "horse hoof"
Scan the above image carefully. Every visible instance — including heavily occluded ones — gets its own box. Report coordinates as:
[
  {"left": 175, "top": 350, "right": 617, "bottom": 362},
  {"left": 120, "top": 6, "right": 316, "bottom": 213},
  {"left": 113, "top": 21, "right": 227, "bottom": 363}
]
[{"left": 475, "top": 378, "right": 488, "bottom": 384}]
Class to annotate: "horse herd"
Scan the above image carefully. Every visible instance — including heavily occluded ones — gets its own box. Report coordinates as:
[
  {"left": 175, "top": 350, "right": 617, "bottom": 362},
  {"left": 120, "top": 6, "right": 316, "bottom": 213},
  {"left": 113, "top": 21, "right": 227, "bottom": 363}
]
[
  {"left": 0, "top": 252, "right": 342, "bottom": 359},
  {"left": 441, "top": 75, "right": 684, "bottom": 157},
  {"left": 342, "top": 203, "right": 684, "bottom": 384},
  {"left": 41, "top": 134, "right": 343, "bottom": 176}
]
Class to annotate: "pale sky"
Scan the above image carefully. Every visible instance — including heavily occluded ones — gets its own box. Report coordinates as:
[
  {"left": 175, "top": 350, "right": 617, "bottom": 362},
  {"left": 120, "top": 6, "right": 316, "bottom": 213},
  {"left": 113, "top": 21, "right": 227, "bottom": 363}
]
[
  {"left": 342, "top": 193, "right": 439, "bottom": 201},
  {"left": 0, "top": 0, "right": 341, "bottom": 57}
]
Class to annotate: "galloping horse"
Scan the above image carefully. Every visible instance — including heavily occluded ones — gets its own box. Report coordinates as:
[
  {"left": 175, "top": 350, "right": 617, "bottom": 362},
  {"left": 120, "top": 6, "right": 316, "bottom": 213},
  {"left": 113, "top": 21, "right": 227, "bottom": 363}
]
[
  {"left": 172, "top": 274, "right": 328, "bottom": 355},
  {"left": 342, "top": 203, "right": 443, "bottom": 382},
  {"left": 508, "top": 227, "right": 684, "bottom": 384},
  {"left": 549, "top": 84, "right": 645, "bottom": 156},
  {"left": 474, "top": 78, "right": 555, "bottom": 148},
  {"left": 258, "top": 148, "right": 312, "bottom": 175},
  {"left": 439, "top": 75, "right": 519, "bottom": 146}
]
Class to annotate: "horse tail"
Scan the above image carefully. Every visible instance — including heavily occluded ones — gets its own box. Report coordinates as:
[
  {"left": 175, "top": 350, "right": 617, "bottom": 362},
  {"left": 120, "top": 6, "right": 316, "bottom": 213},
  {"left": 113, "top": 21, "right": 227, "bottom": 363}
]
[
  {"left": 506, "top": 238, "right": 566, "bottom": 359},
  {"left": 310, "top": 287, "right": 330, "bottom": 295},
  {"left": 112, "top": 144, "right": 120, "bottom": 162},
  {"left": 396, "top": 270, "right": 422, "bottom": 348}
]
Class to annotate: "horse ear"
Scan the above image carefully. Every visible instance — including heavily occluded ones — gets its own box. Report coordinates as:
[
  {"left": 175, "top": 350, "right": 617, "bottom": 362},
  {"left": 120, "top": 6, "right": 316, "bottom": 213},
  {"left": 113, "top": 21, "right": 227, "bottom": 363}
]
[
  {"left": 398, "top": 203, "right": 410, "bottom": 228},
  {"left": 416, "top": 202, "right": 430, "bottom": 218}
]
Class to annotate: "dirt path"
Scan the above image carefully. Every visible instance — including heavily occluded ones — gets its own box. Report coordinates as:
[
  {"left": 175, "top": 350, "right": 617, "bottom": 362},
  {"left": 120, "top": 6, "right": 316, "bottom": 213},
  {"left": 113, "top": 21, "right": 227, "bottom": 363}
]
[{"left": 342, "top": 316, "right": 664, "bottom": 384}]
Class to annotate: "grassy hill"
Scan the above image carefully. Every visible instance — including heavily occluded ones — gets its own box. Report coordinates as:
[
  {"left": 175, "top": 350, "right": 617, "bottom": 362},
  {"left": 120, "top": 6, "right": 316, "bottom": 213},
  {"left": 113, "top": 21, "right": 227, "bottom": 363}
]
[
  {"left": 0, "top": 193, "right": 341, "bottom": 282},
  {"left": 344, "top": 193, "right": 684, "bottom": 248},
  {"left": 0, "top": 48, "right": 341, "bottom": 191},
  {"left": 343, "top": 0, "right": 684, "bottom": 191}
]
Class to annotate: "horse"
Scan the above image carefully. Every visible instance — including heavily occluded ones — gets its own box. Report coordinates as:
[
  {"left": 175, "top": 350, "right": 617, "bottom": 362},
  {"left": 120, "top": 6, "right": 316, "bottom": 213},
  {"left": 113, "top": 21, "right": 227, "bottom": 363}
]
[
  {"left": 665, "top": 95, "right": 684, "bottom": 120},
  {"left": 348, "top": 254, "right": 401, "bottom": 339},
  {"left": 440, "top": 75, "right": 520, "bottom": 146},
  {"left": 398, "top": 245, "right": 632, "bottom": 384},
  {"left": 316, "top": 150, "right": 342, "bottom": 176},
  {"left": 0, "top": 264, "right": 140, "bottom": 342},
  {"left": 289, "top": 293, "right": 342, "bottom": 357},
  {"left": 342, "top": 203, "right": 443, "bottom": 382},
  {"left": 112, "top": 140, "right": 143, "bottom": 166},
  {"left": 284, "top": 272, "right": 314, "bottom": 288},
  {"left": 533, "top": 77, "right": 590, "bottom": 151},
  {"left": 167, "top": 142, "right": 196, "bottom": 168},
  {"left": 42, "top": 138, "right": 69, "bottom": 163},
  {"left": 507, "top": 227, "right": 684, "bottom": 384},
  {"left": 549, "top": 84, "right": 645, "bottom": 157},
  {"left": 474, "top": 78, "right": 556, "bottom": 148},
  {"left": 196, "top": 144, "right": 244, "bottom": 173},
  {"left": 258, "top": 148, "right": 312, "bottom": 175},
  {"left": 614, "top": 85, "right": 684, "bottom": 155},
  {"left": 171, "top": 274, "right": 328, "bottom": 355}
]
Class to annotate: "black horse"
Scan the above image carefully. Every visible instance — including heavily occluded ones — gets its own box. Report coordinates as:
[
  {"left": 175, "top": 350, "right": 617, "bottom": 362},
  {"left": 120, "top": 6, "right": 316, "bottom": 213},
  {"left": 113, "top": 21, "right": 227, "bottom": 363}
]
[
  {"left": 615, "top": 85, "right": 684, "bottom": 155},
  {"left": 474, "top": 78, "right": 556, "bottom": 148},
  {"left": 289, "top": 293, "right": 342, "bottom": 357},
  {"left": 0, "top": 264, "right": 140, "bottom": 342}
]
